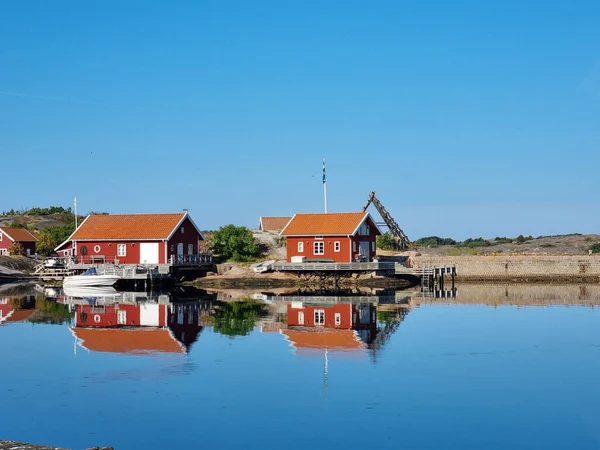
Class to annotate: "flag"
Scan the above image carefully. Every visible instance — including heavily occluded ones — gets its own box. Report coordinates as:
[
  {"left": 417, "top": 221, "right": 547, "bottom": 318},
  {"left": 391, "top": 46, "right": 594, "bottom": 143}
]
[{"left": 322, "top": 158, "right": 326, "bottom": 184}]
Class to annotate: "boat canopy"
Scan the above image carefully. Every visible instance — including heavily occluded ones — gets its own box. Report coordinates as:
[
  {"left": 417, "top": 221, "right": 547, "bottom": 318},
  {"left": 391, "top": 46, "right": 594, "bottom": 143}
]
[{"left": 82, "top": 268, "right": 98, "bottom": 276}]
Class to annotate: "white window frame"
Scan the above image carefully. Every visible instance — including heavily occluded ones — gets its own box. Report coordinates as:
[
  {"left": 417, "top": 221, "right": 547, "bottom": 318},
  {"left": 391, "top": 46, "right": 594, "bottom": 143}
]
[
  {"left": 335, "top": 313, "right": 341, "bottom": 326},
  {"left": 334, "top": 241, "right": 340, "bottom": 252},
  {"left": 0, "top": 232, "right": 3, "bottom": 241},
  {"left": 117, "top": 244, "right": 127, "bottom": 257},
  {"left": 117, "top": 310, "right": 127, "bottom": 325},
  {"left": 298, "top": 311, "right": 304, "bottom": 325},
  {"left": 298, "top": 241, "right": 304, "bottom": 253},
  {"left": 314, "top": 309, "right": 325, "bottom": 326},
  {"left": 314, "top": 241, "right": 324, "bottom": 255}
]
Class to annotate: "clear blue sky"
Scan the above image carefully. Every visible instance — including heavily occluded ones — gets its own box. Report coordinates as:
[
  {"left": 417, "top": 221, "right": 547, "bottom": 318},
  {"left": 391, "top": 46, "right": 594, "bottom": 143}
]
[{"left": 1, "top": 0, "right": 599, "bottom": 239}]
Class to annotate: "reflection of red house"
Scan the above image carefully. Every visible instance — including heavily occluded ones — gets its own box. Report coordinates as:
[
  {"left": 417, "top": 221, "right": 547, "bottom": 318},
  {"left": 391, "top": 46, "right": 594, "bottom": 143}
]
[
  {"left": 284, "top": 302, "right": 378, "bottom": 354},
  {"left": 0, "top": 227, "right": 38, "bottom": 256},
  {"left": 55, "top": 212, "right": 205, "bottom": 264},
  {"left": 72, "top": 301, "right": 203, "bottom": 355},
  {"left": 0, "top": 296, "right": 36, "bottom": 324},
  {"left": 281, "top": 212, "right": 381, "bottom": 263}
]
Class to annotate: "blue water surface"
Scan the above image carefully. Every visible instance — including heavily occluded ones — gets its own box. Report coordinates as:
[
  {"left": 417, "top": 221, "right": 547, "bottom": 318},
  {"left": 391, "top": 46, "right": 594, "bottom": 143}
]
[{"left": 2, "top": 302, "right": 600, "bottom": 449}]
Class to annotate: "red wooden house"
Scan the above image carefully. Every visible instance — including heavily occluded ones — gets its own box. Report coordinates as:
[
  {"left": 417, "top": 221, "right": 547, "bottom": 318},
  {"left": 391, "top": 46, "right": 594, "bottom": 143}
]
[
  {"left": 0, "top": 227, "right": 38, "bottom": 256},
  {"left": 280, "top": 212, "right": 381, "bottom": 263},
  {"left": 55, "top": 212, "right": 205, "bottom": 264}
]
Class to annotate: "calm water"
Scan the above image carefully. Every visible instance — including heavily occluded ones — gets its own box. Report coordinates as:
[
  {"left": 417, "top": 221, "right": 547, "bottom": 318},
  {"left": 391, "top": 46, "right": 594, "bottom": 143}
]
[{"left": 2, "top": 283, "right": 600, "bottom": 449}]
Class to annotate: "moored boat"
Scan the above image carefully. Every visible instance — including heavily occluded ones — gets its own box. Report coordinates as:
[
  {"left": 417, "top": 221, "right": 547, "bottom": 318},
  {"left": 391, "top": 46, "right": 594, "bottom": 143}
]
[{"left": 63, "top": 268, "right": 120, "bottom": 288}]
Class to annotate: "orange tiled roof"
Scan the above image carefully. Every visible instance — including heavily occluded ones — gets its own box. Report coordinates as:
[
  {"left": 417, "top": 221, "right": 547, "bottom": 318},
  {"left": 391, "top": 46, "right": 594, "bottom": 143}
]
[
  {"left": 281, "top": 212, "right": 372, "bottom": 236},
  {"left": 259, "top": 217, "right": 291, "bottom": 231},
  {"left": 283, "top": 328, "right": 365, "bottom": 352},
  {"left": 0, "top": 227, "right": 38, "bottom": 242},
  {"left": 73, "top": 328, "right": 184, "bottom": 354},
  {"left": 71, "top": 213, "right": 187, "bottom": 240}
]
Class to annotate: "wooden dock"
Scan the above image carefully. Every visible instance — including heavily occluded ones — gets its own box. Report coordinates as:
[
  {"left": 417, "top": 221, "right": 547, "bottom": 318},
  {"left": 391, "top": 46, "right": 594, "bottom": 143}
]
[{"left": 271, "top": 261, "right": 456, "bottom": 287}]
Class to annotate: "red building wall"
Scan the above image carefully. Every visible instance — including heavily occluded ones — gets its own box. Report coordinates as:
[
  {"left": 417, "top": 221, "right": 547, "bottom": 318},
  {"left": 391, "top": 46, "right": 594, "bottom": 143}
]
[
  {"left": 287, "top": 303, "right": 353, "bottom": 328},
  {"left": 166, "top": 217, "right": 202, "bottom": 261},
  {"left": 74, "top": 240, "right": 165, "bottom": 264},
  {"left": 285, "top": 236, "right": 353, "bottom": 263},
  {"left": 75, "top": 304, "right": 167, "bottom": 327}
]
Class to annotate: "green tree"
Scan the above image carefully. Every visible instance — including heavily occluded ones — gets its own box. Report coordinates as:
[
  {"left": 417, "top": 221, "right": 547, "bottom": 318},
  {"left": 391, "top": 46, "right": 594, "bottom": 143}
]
[
  {"left": 209, "top": 224, "right": 260, "bottom": 261},
  {"left": 376, "top": 232, "right": 396, "bottom": 250},
  {"left": 36, "top": 223, "right": 76, "bottom": 256},
  {"left": 590, "top": 243, "right": 600, "bottom": 254},
  {"left": 9, "top": 242, "right": 24, "bottom": 256},
  {"left": 210, "top": 300, "right": 266, "bottom": 337}
]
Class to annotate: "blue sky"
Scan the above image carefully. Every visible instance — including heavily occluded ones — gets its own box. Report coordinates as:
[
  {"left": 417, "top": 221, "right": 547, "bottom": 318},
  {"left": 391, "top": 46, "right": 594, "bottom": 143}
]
[{"left": 1, "top": 0, "right": 599, "bottom": 239}]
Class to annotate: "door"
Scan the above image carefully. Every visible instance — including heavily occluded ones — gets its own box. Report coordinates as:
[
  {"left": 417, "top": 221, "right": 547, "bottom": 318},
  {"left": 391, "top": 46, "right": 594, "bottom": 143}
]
[
  {"left": 177, "top": 243, "right": 184, "bottom": 257},
  {"left": 359, "top": 241, "right": 370, "bottom": 261},
  {"left": 139, "top": 243, "right": 159, "bottom": 264},
  {"left": 140, "top": 304, "right": 160, "bottom": 326},
  {"left": 117, "top": 310, "right": 127, "bottom": 325}
]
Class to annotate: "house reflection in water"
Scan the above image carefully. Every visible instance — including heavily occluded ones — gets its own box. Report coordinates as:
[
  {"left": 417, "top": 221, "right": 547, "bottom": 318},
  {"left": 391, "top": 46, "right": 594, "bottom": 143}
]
[
  {"left": 0, "top": 293, "right": 36, "bottom": 325},
  {"left": 283, "top": 301, "right": 379, "bottom": 355},
  {"left": 71, "top": 297, "right": 207, "bottom": 356}
]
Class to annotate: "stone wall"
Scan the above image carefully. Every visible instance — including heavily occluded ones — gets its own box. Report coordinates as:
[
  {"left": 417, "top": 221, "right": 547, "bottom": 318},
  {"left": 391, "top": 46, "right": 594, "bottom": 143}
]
[{"left": 412, "top": 255, "right": 600, "bottom": 281}]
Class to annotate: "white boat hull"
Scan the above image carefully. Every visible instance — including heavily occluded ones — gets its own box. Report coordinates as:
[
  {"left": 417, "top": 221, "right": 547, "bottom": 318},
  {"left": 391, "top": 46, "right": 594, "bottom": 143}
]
[{"left": 63, "top": 275, "right": 120, "bottom": 288}]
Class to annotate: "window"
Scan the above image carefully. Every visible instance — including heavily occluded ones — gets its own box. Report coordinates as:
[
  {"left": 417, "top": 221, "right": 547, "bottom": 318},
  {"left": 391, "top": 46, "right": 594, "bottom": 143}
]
[
  {"left": 117, "top": 244, "right": 127, "bottom": 257},
  {"left": 334, "top": 241, "right": 340, "bottom": 252},
  {"left": 298, "top": 241, "right": 304, "bottom": 253},
  {"left": 314, "top": 241, "right": 324, "bottom": 255},
  {"left": 0, "top": 232, "right": 2, "bottom": 241},
  {"left": 298, "top": 311, "right": 304, "bottom": 325},
  {"left": 314, "top": 309, "right": 325, "bottom": 325},
  {"left": 188, "top": 244, "right": 194, "bottom": 255},
  {"left": 372, "top": 241, "right": 376, "bottom": 252},
  {"left": 335, "top": 313, "right": 341, "bottom": 326},
  {"left": 180, "top": 226, "right": 185, "bottom": 234},
  {"left": 352, "top": 242, "right": 357, "bottom": 252},
  {"left": 117, "top": 310, "right": 127, "bottom": 325},
  {"left": 188, "top": 309, "right": 194, "bottom": 324}
]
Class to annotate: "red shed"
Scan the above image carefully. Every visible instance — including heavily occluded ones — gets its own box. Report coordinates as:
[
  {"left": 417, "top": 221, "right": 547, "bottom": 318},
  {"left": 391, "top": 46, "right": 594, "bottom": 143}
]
[
  {"left": 55, "top": 212, "right": 205, "bottom": 265},
  {"left": 0, "top": 227, "right": 38, "bottom": 256},
  {"left": 281, "top": 212, "right": 381, "bottom": 263}
]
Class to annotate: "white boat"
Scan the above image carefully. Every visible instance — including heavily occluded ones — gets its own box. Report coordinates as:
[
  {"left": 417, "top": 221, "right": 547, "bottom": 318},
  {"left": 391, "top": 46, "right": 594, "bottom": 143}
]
[
  {"left": 253, "top": 260, "right": 276, "bottom": 273},
  {"left": 63, "top": 268, "right": 120, "bottom": 288}
]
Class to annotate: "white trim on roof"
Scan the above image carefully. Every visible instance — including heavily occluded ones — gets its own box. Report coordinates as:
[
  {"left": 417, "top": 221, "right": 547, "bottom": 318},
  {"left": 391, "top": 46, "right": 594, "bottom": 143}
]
[
  {"left": 54, "top": 214, "right": 92, "bottom": 252},
  {"left": 279, "top": 214, "right": 297, "bottom": 236},
  {"left": 0, "top": 227, "right": 38, "bottom": 242},
  {"left": 166, "top": 212, "right": 205, "bottom": 241},
  {"left": 350, "top": 213, "right": 382, "bottom": 237}
]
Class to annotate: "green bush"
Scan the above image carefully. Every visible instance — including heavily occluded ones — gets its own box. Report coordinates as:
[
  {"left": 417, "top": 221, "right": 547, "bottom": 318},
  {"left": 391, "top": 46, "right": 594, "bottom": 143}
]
[
  {"left": 414, "top": 236, "right": 457, "bottom": 247},
  {"left": 590, "top": 243, "right": 600, "bottom": 254},
  {"left": 209, "top": 224, "right": 260, "bottom": 261},
  {"left": 458, "top": 237, "right": 491, "bottom": 248},
  {"left": 376, "top": 232, "right": 397, "bottom": 250}
]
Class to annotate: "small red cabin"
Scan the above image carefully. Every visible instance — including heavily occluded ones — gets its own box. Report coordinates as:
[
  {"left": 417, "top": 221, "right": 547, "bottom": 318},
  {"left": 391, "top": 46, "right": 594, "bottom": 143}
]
[
  {"left": 0, "top": 227, "right": 38, "bottom": 256},
  {"left": 55, "top": 212, "right": 205, "bottom": 265},
  {"left": 281, "top": 212, "right": 381, "bottom": 263}
]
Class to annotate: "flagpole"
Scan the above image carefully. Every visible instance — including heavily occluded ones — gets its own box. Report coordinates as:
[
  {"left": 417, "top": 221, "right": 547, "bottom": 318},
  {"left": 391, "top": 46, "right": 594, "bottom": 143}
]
[
  {"left": 74, "top": 197, "right": 78, "bottom": 229},
  {"left": 323, "top": 158, "right": 328, "bottom": 213}
]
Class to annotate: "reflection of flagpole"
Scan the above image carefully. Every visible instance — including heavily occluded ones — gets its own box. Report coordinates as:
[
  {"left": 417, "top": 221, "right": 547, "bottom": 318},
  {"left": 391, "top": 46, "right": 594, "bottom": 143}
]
[
  {"left": 324, "top": 347, "right": 329, "bottom": 399},
  {"left": 322, "top": 158, "right": 327, "bottom": 213}
]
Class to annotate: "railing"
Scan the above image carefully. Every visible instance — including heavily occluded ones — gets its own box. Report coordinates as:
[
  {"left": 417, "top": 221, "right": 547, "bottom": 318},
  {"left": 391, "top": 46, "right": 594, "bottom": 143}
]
[
  {"left": 271, "top": 262, "right": 396, "bottom": 272},
  {"left": 169, "top": 254, "right": 213, "bottom": 265}
]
